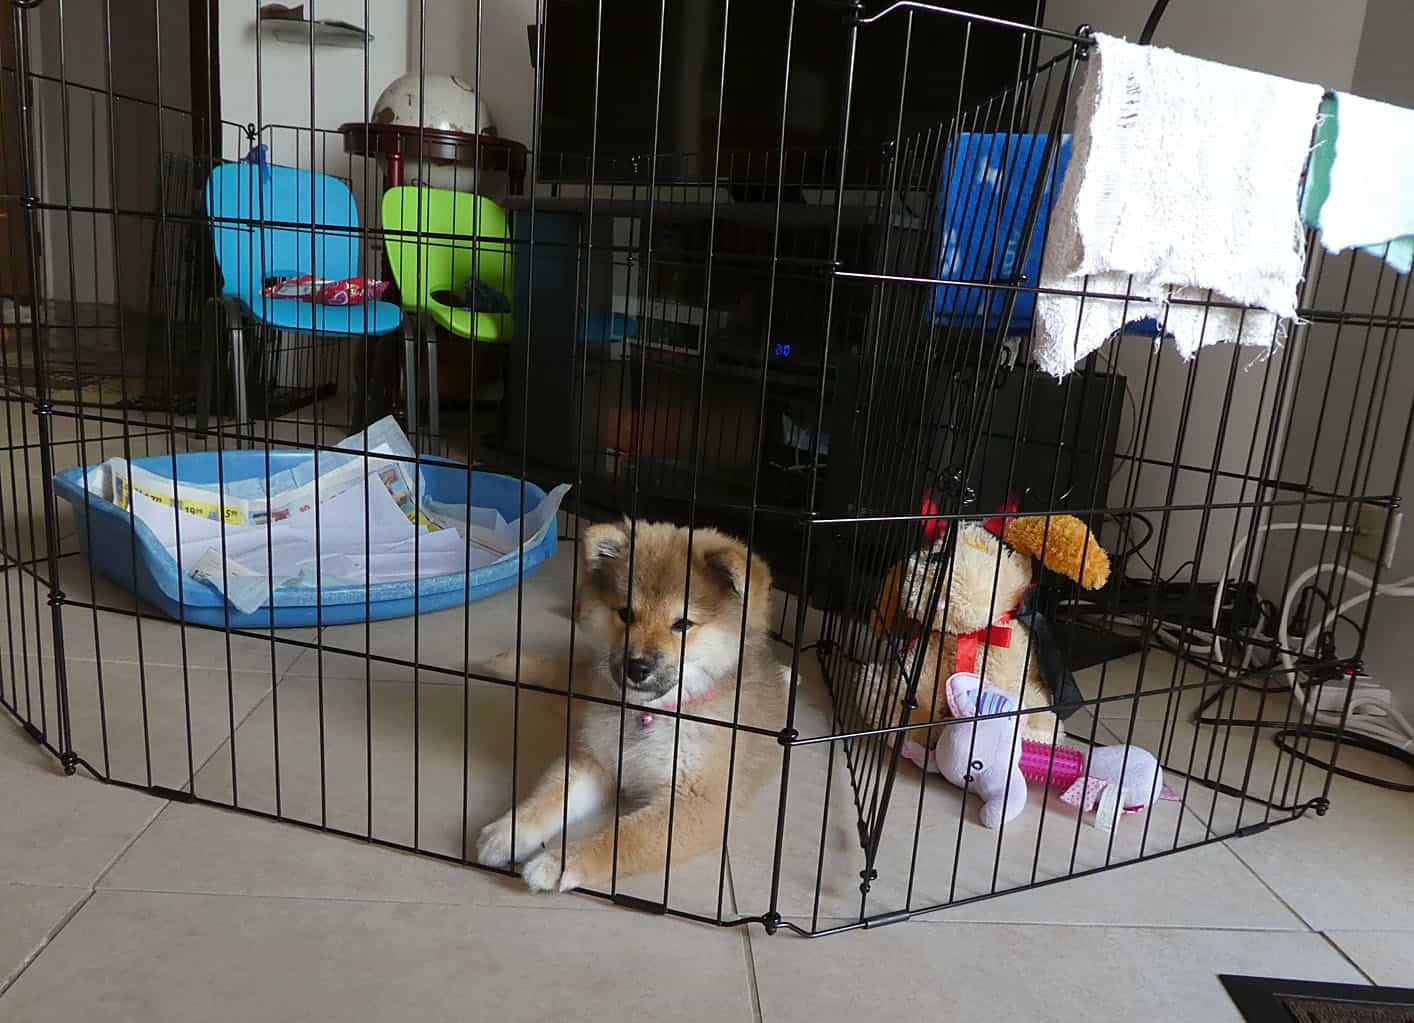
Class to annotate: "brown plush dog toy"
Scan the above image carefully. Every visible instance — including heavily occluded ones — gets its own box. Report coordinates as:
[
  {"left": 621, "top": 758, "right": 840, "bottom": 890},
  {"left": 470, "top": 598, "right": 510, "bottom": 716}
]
[{"left": 874, "top": 513, "right": 1111, "bottom": 747}]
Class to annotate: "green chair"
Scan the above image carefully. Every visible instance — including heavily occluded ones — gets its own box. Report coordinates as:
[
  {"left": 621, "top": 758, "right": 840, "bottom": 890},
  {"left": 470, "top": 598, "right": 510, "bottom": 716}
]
[{"left": 380, "top": 186, "right": 514, "bottom": 443}]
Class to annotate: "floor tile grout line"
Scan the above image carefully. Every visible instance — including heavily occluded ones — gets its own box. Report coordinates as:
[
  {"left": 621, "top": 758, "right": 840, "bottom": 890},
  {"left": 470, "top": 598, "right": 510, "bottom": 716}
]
[
  {"left": 741, "top": 925, "right": 766, "bottom": 1023},
  {"left": 0, "top": 888, "right": 96, "bottom": 1002},
  {"left": 1095, "top": 695, "right": 1337, "bottom": 930},
  {"left": 1222, "top": 837, "right": 1322, "bottom": 933},
  {"left": 1, "top": 782, "right": 170, "bottom": 1002},
  {"left": 88, "top": 791, "right": 170, "bottom": 891},
  {"left": 181, "top": 666, "right": 291, "bottom": 792},
  {"left": 88, "top": 884, "right": 659, "bottom": 912},
  {"left": 1317, "top": 930, "right": 1378, "bottom": 985},
  {"left": 723, "top": 852, "right": 765, "bottom": 1022}
]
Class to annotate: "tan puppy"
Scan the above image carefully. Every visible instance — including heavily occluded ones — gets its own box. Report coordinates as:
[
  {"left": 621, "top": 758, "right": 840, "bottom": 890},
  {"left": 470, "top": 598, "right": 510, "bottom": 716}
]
[{"left": 476, "top": 520, "right": 787, "bottom": 893}]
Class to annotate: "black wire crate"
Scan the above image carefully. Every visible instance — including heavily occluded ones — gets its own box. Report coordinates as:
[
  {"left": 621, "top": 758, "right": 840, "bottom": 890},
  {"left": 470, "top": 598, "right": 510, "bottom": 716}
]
[{"left": 3, "top": 0, "right": 1412, "bottom": 940}]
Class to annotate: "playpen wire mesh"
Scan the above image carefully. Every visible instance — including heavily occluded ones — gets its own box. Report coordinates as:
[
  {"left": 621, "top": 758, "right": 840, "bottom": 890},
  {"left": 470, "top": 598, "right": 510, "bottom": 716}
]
[{"left": 2, "top": 0, "right": 1412, "bottom": 937}]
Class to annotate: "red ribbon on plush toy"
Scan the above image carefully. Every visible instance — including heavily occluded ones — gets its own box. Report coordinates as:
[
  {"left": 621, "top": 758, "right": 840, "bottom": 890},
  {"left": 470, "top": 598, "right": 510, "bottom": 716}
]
[
  {"left": 922, "top": 492, "right": 1018, "bottom": 542},
  {"left": 955, "top": 611, "right": 1013, "bottom": 673}
]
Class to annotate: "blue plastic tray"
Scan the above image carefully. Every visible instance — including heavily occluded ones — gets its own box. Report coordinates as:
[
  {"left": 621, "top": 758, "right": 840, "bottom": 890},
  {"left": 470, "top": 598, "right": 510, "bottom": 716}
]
[{"left": 53, "top": 450, "right": 559, "bottom": 629}]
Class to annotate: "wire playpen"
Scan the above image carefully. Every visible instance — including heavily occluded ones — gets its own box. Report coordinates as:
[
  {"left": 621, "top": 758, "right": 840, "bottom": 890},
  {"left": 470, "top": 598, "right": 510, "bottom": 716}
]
[{"left": 2, "top": 0, "right": 1411, "bottom": 936}]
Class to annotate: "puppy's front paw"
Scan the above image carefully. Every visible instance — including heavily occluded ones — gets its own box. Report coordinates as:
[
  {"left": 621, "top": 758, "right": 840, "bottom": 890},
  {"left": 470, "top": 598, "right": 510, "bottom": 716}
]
[
  {"left": 481, "top": 650, "right": 521, "bottom": 679},
  {"left": 521, "top": 849, "right": 580, "bottom": 893},
  {"left": 475, "top": 814, "right": 521, "bottom": 868}
]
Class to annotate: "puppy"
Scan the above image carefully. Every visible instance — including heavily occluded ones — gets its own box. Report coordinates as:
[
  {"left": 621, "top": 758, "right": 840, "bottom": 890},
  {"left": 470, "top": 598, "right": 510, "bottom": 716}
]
[{"left": 476, "top": 520, "right": 787, "bottom": 893}]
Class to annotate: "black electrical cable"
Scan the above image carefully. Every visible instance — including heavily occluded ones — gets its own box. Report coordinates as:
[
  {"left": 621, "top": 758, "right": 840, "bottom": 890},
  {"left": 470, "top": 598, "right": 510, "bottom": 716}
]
[{"left": 1273, "top": 723, "right": 1414, "bottom": 793}]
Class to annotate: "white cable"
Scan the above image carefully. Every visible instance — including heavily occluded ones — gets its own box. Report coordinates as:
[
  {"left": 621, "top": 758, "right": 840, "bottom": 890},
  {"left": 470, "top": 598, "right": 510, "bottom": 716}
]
[
  {"left": 1209, "top": 522, "right": 1348, "bottom": 665},
  {"left": 1276, "top": 563, "right": 1414, "bottom": 753}
]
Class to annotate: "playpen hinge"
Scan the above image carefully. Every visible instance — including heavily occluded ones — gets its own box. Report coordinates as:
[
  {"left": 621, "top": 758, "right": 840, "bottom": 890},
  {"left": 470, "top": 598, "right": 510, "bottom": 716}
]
[
  {"left": 863, "top": 909, "right": 912, "bottom": 929},
  {"left": 1307, "top": 797, "right": 1331, "bottom": 817},
  {"left": 46, "top": 590, "right": 65, "bottom": 607},
  {"left": 59, "top": 751, "right": 79, "bottom": 775},
  {"left": 148, "top": 785, "right": 196, "bottom": 803},
  {"left": 776, "top": 727, "right": 798, "bottom": 747},
  {"left": 1232, "top": 820, "right": 1277, "bottom": 839},
  {"left": 610, "top": 892, "right": 666, "bottom": 915},
  {"left": 32, "top": 400, "right": 53, "bottom": 417},
  {"left": 1076, "top": 25, "right": 1094, "bottom": 59},
  {"left": 762, "top": 911, "right": 782, "bottom": 935}
]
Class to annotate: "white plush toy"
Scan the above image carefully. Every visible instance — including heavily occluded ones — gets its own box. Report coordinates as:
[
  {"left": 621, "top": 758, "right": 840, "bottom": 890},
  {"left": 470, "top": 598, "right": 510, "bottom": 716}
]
[
  {"left": 901, "top": 673, "right": 1178, "bottom": 831},
  {"left": 903, "top": 673, "right": 1028, "bottom": 829}
]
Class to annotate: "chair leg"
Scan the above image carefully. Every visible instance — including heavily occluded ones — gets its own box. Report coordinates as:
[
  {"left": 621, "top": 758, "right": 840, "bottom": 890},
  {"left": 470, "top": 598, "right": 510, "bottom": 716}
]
[
  {"left": 230, "top": 324, "right": 250, "bottom": 446},
  {"left": 196, "top": 298, "right": 219, "bottom": 439},
  {"left": 425, "top": 337, "right": 440, "bottom": 452},
  {"left": 403, "top": 321, "right": 419, "bottom": 446}
]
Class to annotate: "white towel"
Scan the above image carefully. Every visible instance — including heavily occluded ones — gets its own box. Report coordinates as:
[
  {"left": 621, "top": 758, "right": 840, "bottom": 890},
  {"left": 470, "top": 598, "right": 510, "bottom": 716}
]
[
  {"left": 1306, "top": 92, "right": 1414, "bottom": 274},
  {"left": 1034, "top": 34, "right": 1324, "bottom": 379}
]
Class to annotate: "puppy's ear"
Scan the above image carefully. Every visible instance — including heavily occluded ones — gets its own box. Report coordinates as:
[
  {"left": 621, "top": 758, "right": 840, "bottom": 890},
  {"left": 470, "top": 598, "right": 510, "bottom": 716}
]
[
  {"left": 581, "top": 521, "right": 628, "bottom": 572},
  {"left": 705, "top": 541, "right": 772, "bottom": 601}
]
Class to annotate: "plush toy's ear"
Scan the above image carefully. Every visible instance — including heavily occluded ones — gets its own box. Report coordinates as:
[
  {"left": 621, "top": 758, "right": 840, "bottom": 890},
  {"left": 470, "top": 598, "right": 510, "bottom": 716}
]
[
  {"left": 944, "top": 672, "right": 983, "bottom": 718},
  {"left": 975, "top": 685, "right": 1019, "bottom": 718},
  {"left": 872, "top": 558, "right": 907, "bottom": 639},
  {"left": 1003, "top": 515, "right": 1111, "bottom": 590}
]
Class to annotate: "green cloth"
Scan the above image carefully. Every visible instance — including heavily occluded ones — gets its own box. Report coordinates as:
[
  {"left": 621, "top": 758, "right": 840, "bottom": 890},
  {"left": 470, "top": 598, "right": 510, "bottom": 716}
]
[{"left": 1302, "top": 94, "right": 1414, "bottom": 274}]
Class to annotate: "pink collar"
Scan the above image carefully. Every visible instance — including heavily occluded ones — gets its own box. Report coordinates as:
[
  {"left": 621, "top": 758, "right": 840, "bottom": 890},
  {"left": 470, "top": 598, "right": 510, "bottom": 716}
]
[{"left": 639, "top": 686, "right": 719, "bottom": 728}]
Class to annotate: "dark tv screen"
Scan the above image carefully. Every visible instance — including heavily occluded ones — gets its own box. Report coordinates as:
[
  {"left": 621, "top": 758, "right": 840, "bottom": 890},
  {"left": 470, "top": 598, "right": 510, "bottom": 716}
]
[{"left": 536, "top": 0, "right": 1044, "bottom": 182}]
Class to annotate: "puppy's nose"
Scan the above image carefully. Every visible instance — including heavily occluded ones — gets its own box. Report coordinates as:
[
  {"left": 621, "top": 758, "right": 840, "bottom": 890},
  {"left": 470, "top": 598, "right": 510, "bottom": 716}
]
[{"left": 625, "top": 657, "right": 655, "bottom": 684}]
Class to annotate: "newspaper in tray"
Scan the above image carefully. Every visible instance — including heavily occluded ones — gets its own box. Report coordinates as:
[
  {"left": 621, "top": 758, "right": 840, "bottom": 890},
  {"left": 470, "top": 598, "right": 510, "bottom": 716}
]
[
  {"left": 374, "top": 465, "right": 442, "bottom": 531},
  {"left": 109, "top": 453, "right": 382, "bottom": 527},
  {"left": 106, "top": 417, "right": 428, "bottom": 529},
  {"left": 111, "top": 462, "right": 244, "bottom": 525},
  {"left": 425, "top": 483, "right": 571, "bottom": 559}
]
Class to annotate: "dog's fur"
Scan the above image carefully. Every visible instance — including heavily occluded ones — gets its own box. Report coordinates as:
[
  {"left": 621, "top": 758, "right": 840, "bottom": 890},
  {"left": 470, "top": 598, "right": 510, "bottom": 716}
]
[{"left": 476, "top": 520, "right": 786, "bottom": 893}]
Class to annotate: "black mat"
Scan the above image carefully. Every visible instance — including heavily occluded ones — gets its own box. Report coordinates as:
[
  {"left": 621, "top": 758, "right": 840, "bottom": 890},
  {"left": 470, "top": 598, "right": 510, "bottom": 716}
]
[{"left": 1222, "top": 975, "right": 1414, "bottom": 1023}]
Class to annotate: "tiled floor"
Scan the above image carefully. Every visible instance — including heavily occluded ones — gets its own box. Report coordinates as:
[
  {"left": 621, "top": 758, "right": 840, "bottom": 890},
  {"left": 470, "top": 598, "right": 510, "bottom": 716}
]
[{"left": 2, "top": 413, "right": 1412, "bottom": 1019}]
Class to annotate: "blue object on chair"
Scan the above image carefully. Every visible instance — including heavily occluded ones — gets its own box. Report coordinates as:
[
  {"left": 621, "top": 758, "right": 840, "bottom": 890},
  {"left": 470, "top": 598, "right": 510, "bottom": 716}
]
[
  {"left": 203, "top": 162, "right": 403, "bottom": 428},
  {"left": 52, "top": 450, "right": 559, "bottom": 629},
  {"left": 931, "top": 133, "right": 1162, "bottom": 342},
  {"left": 931, "top": 133, "right": 1071, "bottom": 333}
]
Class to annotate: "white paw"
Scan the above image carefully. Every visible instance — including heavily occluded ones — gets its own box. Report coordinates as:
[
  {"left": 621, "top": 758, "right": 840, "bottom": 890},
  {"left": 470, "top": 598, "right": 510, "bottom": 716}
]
[
  {"left": 475, "top": 813, "right": 534, "bottom": 868},
  {"left": 521, "top": 849, "right": 580, "bottom": 893},
  {"left": 481, "top": 650, "right": 520, "bottom": 679}
]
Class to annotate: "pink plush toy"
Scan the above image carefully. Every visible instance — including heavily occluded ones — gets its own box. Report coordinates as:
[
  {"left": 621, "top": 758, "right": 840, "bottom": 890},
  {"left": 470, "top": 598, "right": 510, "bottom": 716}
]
[
  {"left": 1020, "top": 738, "right": 1178, "bottom": 831},
  {"left": 901, "top": 672, "right": 1177, "bottom": 831}
]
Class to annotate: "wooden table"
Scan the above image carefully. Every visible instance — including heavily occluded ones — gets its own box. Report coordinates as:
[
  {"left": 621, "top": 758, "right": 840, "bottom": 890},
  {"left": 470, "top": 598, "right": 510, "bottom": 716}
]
[{"left": 338, "top": 122, "right": 528, "bottom": 196}]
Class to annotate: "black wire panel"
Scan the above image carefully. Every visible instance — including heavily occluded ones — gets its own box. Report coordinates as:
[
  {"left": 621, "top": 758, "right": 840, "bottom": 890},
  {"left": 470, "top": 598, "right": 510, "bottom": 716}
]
[{"left": 1, "top": 0, "right": 1412, "bottom": 939}]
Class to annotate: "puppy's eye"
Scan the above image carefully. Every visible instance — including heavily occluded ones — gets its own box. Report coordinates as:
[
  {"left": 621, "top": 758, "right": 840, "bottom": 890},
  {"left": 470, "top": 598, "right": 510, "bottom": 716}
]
[
  {"left": 671, "top": 617, "right": 695, "bottom": 633},
  {"left": 617, "top": 607, "right": 634, "bottom": 625}
]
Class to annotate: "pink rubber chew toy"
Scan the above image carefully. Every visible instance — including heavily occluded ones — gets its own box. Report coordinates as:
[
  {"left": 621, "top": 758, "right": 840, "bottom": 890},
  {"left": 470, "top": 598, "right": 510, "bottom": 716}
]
[{"left": 1018, "top": 738, "right": 1086, "bottom": 789}]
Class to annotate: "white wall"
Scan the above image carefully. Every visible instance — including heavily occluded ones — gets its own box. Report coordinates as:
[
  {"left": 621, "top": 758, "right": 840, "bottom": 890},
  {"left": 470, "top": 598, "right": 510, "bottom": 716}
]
[
  {"left": 1038, "top": 0, "right": 1369, "bottom": 582},
  {"left": 418, "top": 1, "right": 538, "bottom": 150},
  {"left": 1272, "top": 0, "right": 1414, "bottom": 711},
  {"left": 218, "top": 0, "right": 409, "bottom": 210},
  {"left": 1045, "top": 0, "right": 1367, "bottom": 88},
  {"left": 1043, "top": 0, "right": 1414, "bottom": 712}
]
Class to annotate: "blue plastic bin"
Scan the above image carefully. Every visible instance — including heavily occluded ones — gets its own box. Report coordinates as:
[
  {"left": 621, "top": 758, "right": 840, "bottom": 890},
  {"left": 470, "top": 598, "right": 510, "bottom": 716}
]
[
  {"left": 53, "top": 450, "right": 560, "bottom": 629},
  {"left": 931, "top": 132, "right": 1161, "bottom": 341}
]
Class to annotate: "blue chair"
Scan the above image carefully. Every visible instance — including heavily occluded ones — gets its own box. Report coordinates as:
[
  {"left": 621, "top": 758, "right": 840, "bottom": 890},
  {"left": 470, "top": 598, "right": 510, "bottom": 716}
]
[{"left": 200, "top": 161, "right": 403, "bottom": 434}]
